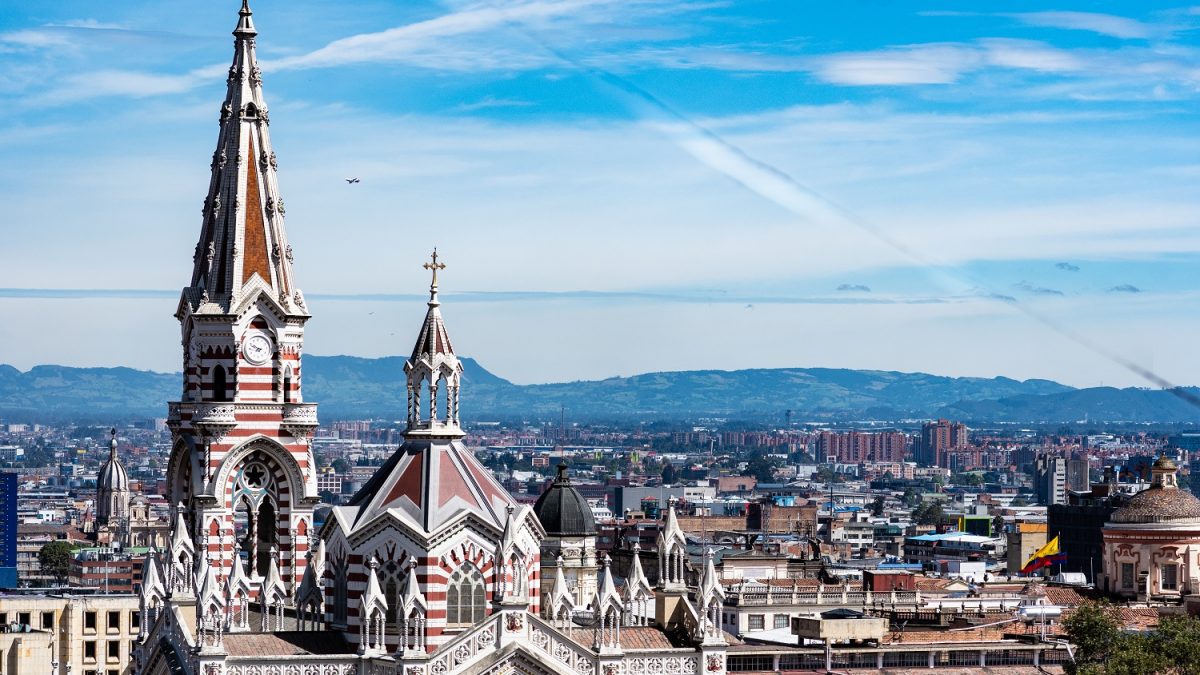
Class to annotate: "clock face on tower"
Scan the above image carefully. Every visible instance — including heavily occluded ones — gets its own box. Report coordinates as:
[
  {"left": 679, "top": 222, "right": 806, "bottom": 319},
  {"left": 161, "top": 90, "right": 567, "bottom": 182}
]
[{"left": 243, "top": 334, "right": 273, "bottom": 365}]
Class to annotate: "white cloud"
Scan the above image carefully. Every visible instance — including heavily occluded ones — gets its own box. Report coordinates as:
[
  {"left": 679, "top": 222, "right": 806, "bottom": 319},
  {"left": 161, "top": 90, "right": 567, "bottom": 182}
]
[
  {"left": 812, "top": 44, "right": 980, "bottom": 85},
  {"left": 1009, "top": 11, "right": 1153, "bottom": 40}
]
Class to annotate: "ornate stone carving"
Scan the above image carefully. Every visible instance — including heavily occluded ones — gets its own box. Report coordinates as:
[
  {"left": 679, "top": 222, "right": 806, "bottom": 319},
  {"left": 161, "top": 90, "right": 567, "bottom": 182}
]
[
  {"left": 285, "top": 245, "right": 294, "bottom": 262},
  {"left": 266, "top": 198, "right": 275, "bottom": 216},
  {"left": 250, "top": 65, "right": 262, "bottom": 86},
  {"left": 272, "top": 243, "right": 281, "bottom": 261},
  {"left": 269, "top": 152, "right": 277, "bottom": 170},
  {"left": 706, "top": 655, "right": 724, "bottom": 672},
  {"left": 505, "top": 613, "right": 523, "bottom": 632}
]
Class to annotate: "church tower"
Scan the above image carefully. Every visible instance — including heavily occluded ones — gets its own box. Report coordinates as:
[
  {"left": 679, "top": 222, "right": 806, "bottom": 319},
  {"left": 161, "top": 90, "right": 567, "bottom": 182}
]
[
  {"left": 323, "top": 253, "right": 543, "bottom": 652},
  {"left": 165, "top": 0, "right": 318, "bottom": 591},
  {"left": 96, "top": 428, "right": 131, "bottom": 545}
]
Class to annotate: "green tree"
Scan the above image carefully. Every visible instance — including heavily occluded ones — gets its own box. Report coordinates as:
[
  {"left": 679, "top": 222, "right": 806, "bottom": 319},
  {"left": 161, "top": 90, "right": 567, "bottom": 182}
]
[
  {"left": 1104, "top": 634, "right": 1170, "bottom": 675},
  {"left": 871, "top": 496, "right": 886, "bottom": 517},
  {"left": 912, "top": 500, "right": 945, "bottom": 526},
  {"left": 742, "top": 452, "right": 781, "bottom": 483},
  {"left": 38, "top": 541, "right": 75, "bottom": 583},
  {"left": 661, "top": 463, "right": 678, "bottom": 485},
  {"left": 1063, "top": 600, "right": 1121, "bottom": 674},
  {"left": 1150, "top": 614, "right": 1200, "bottom": 674},
  {"left": 331, "top": 458, "right": 352, "bottom": 474}
]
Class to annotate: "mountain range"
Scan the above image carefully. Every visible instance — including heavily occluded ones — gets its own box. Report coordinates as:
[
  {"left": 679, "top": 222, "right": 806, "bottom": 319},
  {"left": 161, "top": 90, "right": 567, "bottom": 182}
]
[{"left": 0, "top": 356, "right": 1197, "bottom": 424}]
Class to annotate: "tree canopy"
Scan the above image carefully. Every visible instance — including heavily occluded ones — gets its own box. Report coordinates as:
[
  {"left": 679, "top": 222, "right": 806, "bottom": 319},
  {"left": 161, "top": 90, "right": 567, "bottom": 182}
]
[
  {"left": 38, "top": 541, "right": 75, "bottom": 583},
  {"left": 1064, "top": 600, "right": 1199, "bottom": 675}
]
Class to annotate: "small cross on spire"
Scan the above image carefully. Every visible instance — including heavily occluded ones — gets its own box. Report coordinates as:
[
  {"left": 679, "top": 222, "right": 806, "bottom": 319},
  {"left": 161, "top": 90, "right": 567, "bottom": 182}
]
[{"left": 423, "top": 249, "right": 446, "bottom": 289}]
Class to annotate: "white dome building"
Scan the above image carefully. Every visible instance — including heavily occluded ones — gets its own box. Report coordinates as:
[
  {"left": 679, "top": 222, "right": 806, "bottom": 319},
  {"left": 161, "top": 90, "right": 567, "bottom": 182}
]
[{"left": 1102, "top": 456, "right": 1200, "bottom": 600}]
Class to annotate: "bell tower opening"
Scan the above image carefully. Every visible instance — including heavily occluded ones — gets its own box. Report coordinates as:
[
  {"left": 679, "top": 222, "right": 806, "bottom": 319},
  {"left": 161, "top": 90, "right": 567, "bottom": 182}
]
[{"left": 213, "top": 365, "right": 229, "bottom": 402}]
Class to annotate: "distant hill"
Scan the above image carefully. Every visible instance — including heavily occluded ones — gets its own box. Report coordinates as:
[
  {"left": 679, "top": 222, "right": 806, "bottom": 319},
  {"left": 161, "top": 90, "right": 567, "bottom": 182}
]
[{"left": 0, "top": 356, "right": 1196, "bottom": 423}]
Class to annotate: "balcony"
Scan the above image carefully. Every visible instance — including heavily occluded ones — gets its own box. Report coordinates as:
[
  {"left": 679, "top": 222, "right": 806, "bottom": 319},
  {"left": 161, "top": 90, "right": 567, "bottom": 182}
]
[{"left": 282, "top": 402, "right": 319, "bottom": 438}]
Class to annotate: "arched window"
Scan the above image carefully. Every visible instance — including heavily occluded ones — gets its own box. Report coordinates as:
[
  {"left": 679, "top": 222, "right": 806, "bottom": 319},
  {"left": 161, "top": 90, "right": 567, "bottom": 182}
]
[
  {"left": 445, "top": 564, "right": 486, "bottom": 626},
  {"left": 282, "top": 367, "right": 293, "bottom": 404},
  {"left": 334, "top": 565, "right": 348, "bottom": 624},
  {"left": 212, "top": 365, "right": 229, "bottom": 402}
]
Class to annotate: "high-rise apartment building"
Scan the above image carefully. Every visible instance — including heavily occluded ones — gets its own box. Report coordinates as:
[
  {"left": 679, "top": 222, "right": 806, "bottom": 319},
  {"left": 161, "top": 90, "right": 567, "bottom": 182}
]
[
  {"left": 916, "top": 419, "right": 968, "bottom": 467},
  {"left": 0, "top": 472, "right": 15, "bottom": 588}
]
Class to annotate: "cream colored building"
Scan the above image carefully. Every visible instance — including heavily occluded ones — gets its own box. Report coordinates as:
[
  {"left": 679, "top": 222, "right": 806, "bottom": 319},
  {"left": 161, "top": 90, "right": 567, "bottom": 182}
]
[
  {"left": 0, "top": 593, "right": 140, "bottom": 675},
  {"left": 1102, "top": 456, "right": 1200, "bottom": 600}
]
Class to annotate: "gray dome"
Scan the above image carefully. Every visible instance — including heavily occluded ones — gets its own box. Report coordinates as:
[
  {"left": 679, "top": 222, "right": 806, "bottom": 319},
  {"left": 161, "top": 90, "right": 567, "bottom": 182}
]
[
  {"left": 533, "top": 464, "right": 597, "bottom": 537},
  {"left": 1110, "top": 486, "right": 1200, "bottom": 524},
  {"left": 98, "top": 432, "right": 130, "bottom": 493}
]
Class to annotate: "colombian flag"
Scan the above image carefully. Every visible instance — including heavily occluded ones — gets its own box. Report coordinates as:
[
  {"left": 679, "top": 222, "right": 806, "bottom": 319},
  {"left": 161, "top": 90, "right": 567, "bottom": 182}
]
[{"left": 1021, "top": 535, "right": 1067, "bottom": 574}]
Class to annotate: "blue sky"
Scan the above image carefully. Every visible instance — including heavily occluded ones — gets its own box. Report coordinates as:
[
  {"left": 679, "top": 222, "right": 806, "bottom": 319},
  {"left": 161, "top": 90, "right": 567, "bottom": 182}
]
[{"left": 1, "top": 1, "right": 1198, "bottom": 389}]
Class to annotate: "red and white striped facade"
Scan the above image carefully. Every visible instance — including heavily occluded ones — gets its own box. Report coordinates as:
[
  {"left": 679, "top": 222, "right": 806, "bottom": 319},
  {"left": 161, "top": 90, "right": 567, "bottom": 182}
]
[
  {"left": 321, "top": 267, "right": 543, "bottom": 651},
  {"left": 164, "top": 0, "right": 318, "bottom": 596}
]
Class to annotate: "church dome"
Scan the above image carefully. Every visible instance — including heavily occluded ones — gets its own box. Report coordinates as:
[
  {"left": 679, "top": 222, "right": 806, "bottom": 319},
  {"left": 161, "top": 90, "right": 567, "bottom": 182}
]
[
  {"left": 534, "top": 464, "right": 596, "bottom": 537},
  {"left": 1110, "top": 487, "right": 1200, "bottom": 524},
  {"left": 1110, "top": 454, "right": 1200, "bottom": 524},
  {"left": 98, "top": 431, "right": 130, "bottom": 493}
]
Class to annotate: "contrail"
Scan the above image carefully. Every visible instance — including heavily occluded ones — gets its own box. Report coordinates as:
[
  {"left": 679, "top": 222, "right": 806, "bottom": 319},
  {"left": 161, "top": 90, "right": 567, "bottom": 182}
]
[{"left": 439, "top": 2, "right": 1197, "bottom": 404}]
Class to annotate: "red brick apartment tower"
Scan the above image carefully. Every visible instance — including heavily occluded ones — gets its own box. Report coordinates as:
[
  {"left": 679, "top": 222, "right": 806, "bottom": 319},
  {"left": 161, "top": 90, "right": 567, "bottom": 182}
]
[{"left": 165, "top": 0, "right": 318, "bottom": 591}]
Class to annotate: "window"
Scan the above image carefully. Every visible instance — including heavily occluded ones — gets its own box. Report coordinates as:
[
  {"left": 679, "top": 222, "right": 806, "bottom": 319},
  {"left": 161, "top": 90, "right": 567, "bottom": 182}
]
[
  {"left": 1163, "top": 564, "right": 1179, "bottom": 591},
  {"left": 85, "top": 611, "right": 97, "bottom": 631},
  {"left": 107, "top": 640, "right": 120, "bottom": 660},
  {"left": 41, "top": 612, "right": 53, "bottom": 630},
  {"left": 446, "top": 564, "right": 486, "bottom": 625},
  {"left": 1121, "top": 563, "right": 1135, "bottom": 589},
  {"left": 108, "top": 610, "right": 121, "bottom": 632},
  {"left": 17, "top": 612, "right": 30, "bottom": 626},
  {"left": 748, "top": 614, "right": 765, "bottom": 630},
  {"left": 131, "top": 612, "right": 140, "bottom": 630},
  {"left": 334, "top": 567, "right": 348, "bottom": 624},
  {"left": 213, "top": 365, "right": 229, "bottom": 402},
  {"left": 84, "top": 641, "right": 97, "bottom": 662},
  {"left": 774, "top": 614, "right": 790, "bottom": 629}
]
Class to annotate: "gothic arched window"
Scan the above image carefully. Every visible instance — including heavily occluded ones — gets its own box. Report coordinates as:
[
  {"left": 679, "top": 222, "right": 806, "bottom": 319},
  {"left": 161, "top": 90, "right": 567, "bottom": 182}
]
[
  {"left": 333, "top": 564, "right": 348, "bottom": 624},
  {"left": 445, "top": 564, "right": 485, "bottom": 626},
  {"left": 212, "top": 365, "right": 229, "bottom": 402}
]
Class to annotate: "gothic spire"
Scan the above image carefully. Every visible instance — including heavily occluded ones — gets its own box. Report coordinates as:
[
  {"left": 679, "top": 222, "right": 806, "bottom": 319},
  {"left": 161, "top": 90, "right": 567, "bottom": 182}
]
[
  {"left": 404, "top": 250, "right": 464, "bottom": 436},
  {"left": 186, "top": 0, "right": 302, "bottom": 315}
]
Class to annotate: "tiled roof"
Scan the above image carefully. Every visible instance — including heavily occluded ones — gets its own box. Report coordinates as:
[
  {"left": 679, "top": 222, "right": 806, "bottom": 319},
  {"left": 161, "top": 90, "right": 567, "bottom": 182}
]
[
  {"left": 224, "top": 631, "right": 354, "bottom": 656},
  {"left": 565, "top": 626, "right": 676, "bottom": 650}
]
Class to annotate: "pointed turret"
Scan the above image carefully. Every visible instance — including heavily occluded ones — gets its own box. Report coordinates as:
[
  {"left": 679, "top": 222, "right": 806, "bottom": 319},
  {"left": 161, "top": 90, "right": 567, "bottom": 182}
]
[
  {"left": 359, "top": 557, "right": 389, "bottom": 655},
  {"left": 657, "top": 499, "right": 688, "bottom": 591},
  {"left": 398, "top": 560, "right": 428, "bottom": 615},
  {"left": 622, "top": 542, "right": 653, "bottom": 626},
  {"left": 184, "top": 0, "right": 302, "bottom": 315},
  {"left": 139, "top": 550, "right": 167, "bottom": 634},
  {"left": 395, "top": 560, "right": 428, "bottom": 654},
  {"left": 167, "top": 506, "right": 196, "bottom": 596},
  {"left": 695, "top": 548, "right": 726, "bottom": 645},
  {"left": 592, "top": 554, "right": 624, "bottom": 652},
  {"left": 403, "top": 250, "right": 464, "bottom": 437},
  {"left": 546, "top": 555, "right": 575, "bottom": 625}
]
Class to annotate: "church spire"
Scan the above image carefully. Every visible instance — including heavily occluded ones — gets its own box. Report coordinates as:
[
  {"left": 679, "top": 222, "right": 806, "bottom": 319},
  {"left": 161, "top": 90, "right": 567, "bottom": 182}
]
[
  {"left": 404, "top": 250, "right": 464, "bottom": 437},
  {"left": 186, "top": 0, "right": 302, "bottom": 315}
]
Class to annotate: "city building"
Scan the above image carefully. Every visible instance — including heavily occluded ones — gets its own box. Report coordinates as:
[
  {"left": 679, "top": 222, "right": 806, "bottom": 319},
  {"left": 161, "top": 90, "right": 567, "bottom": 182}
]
[
  {"left": 0, "top": 473, "right": 15, "bottom": 588},
  {"left": 94, "top": 430, "right": 131, "bottom": 547},
  {"left": 915, "top": 419, "right": 967, "bottom": 468},
  {"left": 1034, "top": 455, "right": 1068, "bottom": 506},
  {"left": 1101, "top": 456, "right": 1200, "bottom": 599},
  {"left": 533, "top": 464, "right": 599, "bottom": 609},
  {"left": 0, "top": 591, "right": 141, "bottom": 674}
]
